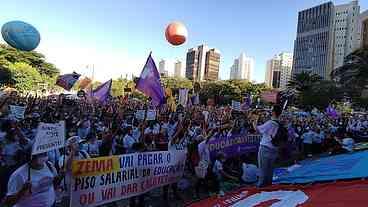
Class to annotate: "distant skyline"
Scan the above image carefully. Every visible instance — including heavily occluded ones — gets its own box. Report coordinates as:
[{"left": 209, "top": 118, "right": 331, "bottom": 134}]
[{"left": 0, "top": 0, "right": 367, "bottom": 82}]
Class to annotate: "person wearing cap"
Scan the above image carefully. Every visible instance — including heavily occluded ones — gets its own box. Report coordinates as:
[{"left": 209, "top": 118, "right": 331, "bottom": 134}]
[{"left": 3, "top": 152, "right": 63, "bottom": 207}]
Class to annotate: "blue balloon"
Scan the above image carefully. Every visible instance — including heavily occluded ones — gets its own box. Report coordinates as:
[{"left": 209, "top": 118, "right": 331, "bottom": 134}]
[{"left": 1, "top": 21, "right": 40, "bottom": 51}]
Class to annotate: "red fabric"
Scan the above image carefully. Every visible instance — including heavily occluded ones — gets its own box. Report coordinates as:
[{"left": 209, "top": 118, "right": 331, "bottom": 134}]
[{"left": 188, "top": 180, "right": 368, "bottom": 207}]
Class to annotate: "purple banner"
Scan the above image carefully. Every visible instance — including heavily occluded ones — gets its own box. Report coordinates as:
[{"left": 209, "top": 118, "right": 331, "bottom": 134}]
[{"left": 208, "top": 133, "right": 261, "bottom": 159}]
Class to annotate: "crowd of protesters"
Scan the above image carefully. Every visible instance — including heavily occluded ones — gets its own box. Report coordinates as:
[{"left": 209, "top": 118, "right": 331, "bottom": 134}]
[{"left": 0, "top": 92, "right": 367, "bottom": 207}]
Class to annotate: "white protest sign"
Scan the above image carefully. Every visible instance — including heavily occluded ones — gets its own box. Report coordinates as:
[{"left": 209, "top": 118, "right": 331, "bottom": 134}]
[
  {"left": 32, "top": 121, "right": 65, "bottom": 155},
  {"left": 179, "top": 89, "right": 189, "bottom": 107},
  {"left": 232, "top": 100, "right": 241, "bottom": 111},
  {"left": 70, "top": 150, "right": 186, "bottom": 207},
  {"left": 146, "top": 110, "right": 156, "bottom": 120},
  {"left": 9, "top": 105, "right": 26, "bottom": 119},
  {"left": 135, "top": 110, "right": 146, "bottom": 120}
]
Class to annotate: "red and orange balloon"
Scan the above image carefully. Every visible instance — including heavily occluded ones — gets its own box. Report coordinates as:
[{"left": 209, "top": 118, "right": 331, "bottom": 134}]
[{"left": 165, "top": 21, "right": 188, "bottom": 46}]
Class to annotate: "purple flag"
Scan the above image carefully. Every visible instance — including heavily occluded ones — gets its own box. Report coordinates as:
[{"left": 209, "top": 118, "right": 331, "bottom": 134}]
[
  {"left": 136, "top": 54, "right": 165, "bottom": 106},
  {"left": 326, "top": 105, "right": 339, "bottom": 119},
  {"left": 91, "top": 79, "right": 112, "bottom": 103},
  {"left": 56, "top": 72, "right": 80, "bottom": 91}
]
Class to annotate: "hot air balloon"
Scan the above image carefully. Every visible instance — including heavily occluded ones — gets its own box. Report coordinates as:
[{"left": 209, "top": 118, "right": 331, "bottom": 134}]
[
  {"left": 1, "top": 21, "right": 40, "bottom": 51},
  {"left": 165, "top": 21, "right": 188, "bottom": 46}
]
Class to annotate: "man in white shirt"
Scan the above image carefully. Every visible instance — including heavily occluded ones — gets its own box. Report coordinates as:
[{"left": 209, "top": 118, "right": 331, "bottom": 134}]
[
  {"left": 313, "top": 128, "right": 324, "bottom": 154},
  {"left": 123, "top": 127, "right": 137, "bottom": 153},
  {"left": 4, "top": 152, "right": 61, "bottom": 207},
  {"left": 240, "top": 155, "right": 259, "bottom": 184},
  {"left": 301, "top": 127, "right": 315, "bottom": 157},
  {"left": 252, "top": 105, "right": 282, "bottom": 187},
  {"left": 194, "top": 134, "right": 212, "bottom": 198}
]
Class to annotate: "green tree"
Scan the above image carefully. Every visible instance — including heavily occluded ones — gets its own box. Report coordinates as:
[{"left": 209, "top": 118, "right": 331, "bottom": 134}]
[
  {"left": 111, "top": 78, "right": 132, "bottom": 97},
  {"left": 300, "top": 80, "right": 343, "bottom": 109},
  {"left": 331, "top": 47, "right": 368, "bottom": 98},
  {"left": 287, "top": 71, "right": 323, "bottom": 92},
  {"left": 0, "top": 43, "right": 59, "bottom": 77},
  {"left": 198, "top": 80, "right": 267, "bottom": 105},
  {"left": 162, "top": 77, "right": 193, "bottom": 89},
  {"left": 8, "top": 62, "right": 42, "bottom": 91},
  {"left": 0, "top": 68, "right": 11, "bottom": 86},
  {"left": 40, "top": 74, "right": 59, "bottom": 91}
]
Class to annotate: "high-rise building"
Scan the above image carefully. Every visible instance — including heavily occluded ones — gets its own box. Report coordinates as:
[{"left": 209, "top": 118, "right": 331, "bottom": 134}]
[
  {"left": 265, "top": 52, "right": 293, "bottom": 89},
  {"left": 185, "top": 44, "right": 220, "bottom": 81},
  {"left": 205, "top": 49, "right": 220, "bottom": 81},
  {"left": 230, "top": 53, "right": 254, "bottom": 80},
  {"left": 333, "top": 1, "right": 360, "bottom": 69},
  {"left": 158, "top": 59, "right": 168, "bottom": 77},
  {"left": 174, "top": 60, "right": 182, "bottom": 78},
  {"left": 185, "top": 48, "right": 199, "bottom": 80},
  {"left": 359, "top": 10, "right": 368, "bottom": 48},
  {"left": 293, "top": 1, "right": 362, "bottom": 79},
  {"left": 292, "top": 2, "right": 335, "bottom": 79},
  {"left": 230, "top": 59, "right": 239, "bottom": 80}
]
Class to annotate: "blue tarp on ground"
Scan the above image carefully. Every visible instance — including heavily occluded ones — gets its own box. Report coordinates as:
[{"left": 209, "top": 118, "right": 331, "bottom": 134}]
[{"left": 274, "top": 151, "right": 368, "bottom": 184}]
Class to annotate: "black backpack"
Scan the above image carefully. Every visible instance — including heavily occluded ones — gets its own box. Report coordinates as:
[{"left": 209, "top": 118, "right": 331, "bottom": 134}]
[{"left": 271, "top": 120, "right": 288, "bottom": 147}]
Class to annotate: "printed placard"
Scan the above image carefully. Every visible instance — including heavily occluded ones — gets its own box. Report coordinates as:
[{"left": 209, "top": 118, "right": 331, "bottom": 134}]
[{"left": 70, "top": 150, "right": 186, "bottom": 207}]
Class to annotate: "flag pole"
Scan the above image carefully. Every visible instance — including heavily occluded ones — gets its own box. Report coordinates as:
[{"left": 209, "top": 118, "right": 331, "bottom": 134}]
[{"left": 91, "top": 64, "right": 95, "bottom": 96}]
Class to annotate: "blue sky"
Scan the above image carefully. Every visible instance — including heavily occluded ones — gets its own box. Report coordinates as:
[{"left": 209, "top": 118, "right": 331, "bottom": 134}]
[{"left": 1, "top": 0, "right": 367, "bottom": 82}]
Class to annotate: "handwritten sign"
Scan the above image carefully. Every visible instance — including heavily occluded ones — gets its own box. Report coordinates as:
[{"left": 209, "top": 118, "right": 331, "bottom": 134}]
[
  {"left": 70, "top": 150, "right": 186, "bottom": 207},
  {"left": 146, "top": 110, "right": 156, "bottom": 121},
  {"left": 9, "top": 105, "right": 26, "bottom": 119},
  {"left": 32, "top": 121, "right": 65, "bottom": 155}
]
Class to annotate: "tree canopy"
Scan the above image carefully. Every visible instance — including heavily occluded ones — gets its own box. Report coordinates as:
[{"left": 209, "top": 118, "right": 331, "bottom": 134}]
[
  {"left": 287, "top": 71, "right": 343, "bottom": 109},
  {"left": 331, "top": 47, "right": 368, "bottom": 98},
  {"left": 7, "top": 62, "right": 42, "bottom": 91},
  {"left": 0, "top": 43, "right": 60, "bottom": 89},
  {"left": 0, "top": 44, "right": 59, "bottom": 77}
]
